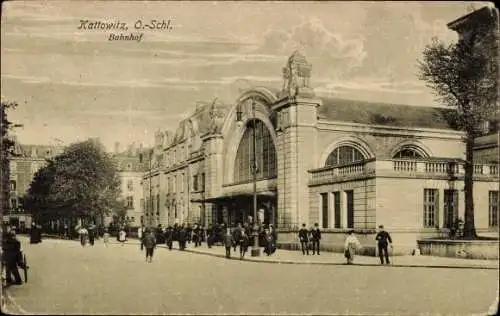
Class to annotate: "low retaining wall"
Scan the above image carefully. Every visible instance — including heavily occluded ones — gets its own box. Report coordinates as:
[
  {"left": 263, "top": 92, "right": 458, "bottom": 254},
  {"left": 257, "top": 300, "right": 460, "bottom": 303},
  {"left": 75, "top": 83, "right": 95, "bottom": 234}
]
[{"left": 417, "top": 239, "right": 499, "bottom": 260}]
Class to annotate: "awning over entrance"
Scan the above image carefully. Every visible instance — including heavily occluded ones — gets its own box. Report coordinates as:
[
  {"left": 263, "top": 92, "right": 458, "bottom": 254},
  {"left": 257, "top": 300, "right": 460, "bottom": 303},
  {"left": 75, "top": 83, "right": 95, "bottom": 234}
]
[{"left": 191, "top": 191, "right": 276, "bottom": 204}]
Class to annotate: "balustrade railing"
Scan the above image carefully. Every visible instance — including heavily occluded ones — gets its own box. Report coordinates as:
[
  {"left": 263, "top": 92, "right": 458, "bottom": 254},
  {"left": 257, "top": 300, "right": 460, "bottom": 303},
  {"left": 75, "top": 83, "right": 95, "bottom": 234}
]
[{"left": 309, "top": 158, "right": 498, "bottom": 185}]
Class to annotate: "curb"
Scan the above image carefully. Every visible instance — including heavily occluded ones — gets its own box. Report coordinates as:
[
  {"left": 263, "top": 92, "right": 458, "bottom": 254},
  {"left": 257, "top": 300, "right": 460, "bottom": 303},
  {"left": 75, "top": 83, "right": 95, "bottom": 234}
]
[{"left": 180, "top": 248, "right": 499, "bottom": 270}]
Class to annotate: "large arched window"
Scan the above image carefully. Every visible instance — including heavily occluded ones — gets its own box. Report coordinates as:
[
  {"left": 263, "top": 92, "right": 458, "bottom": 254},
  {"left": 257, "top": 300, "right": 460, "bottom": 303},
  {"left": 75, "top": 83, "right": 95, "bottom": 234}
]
[
  {"left": 325, "top": 145, "right": 365, "bottom": 166},
  {"left": 393, "top": 147, "right": 424, "bottom": 159},
  {"left": 234, "top": 120, "right": 277, "bottom": 183}
]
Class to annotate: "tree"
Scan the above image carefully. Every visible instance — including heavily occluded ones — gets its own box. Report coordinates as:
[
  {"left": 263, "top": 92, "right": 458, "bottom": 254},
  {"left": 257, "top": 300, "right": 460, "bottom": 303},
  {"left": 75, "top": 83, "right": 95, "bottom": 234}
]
[
  {"left": 25, "top": 139, "right": 124, "bottom": 227},
  {"left": 0, "top": 100, "right": 21, "bottom": 222},
  {"left": 417, "top": 8, "right": 498, "bottom": 238}
]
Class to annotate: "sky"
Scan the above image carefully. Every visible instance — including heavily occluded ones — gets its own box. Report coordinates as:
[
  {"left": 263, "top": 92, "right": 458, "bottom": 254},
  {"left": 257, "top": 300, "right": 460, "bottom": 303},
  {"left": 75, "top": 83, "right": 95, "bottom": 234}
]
[{"left": 0, "top": 1, "right": 491, "bottom": 151}]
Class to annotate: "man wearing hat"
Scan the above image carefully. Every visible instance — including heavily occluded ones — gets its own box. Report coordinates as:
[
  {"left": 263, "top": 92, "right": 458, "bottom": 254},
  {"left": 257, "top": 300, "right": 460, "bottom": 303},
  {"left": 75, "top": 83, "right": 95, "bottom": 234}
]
[{"left": 375, "top": 225, "right": 392, "bottom": 264}]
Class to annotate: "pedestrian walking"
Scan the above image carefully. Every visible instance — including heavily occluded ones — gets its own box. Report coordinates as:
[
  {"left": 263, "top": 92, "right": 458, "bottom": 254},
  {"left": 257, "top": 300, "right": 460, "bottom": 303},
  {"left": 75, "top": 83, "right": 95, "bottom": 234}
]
[
  {"left": 143, "top": 229, "right": 157, "bottom": 263},
  {"left": 88, "top": 227, "right": 95, "bottom": 246},
  {"left": 375, "top": 225, "right": 393, "bottom": 264},
  {"left": 232, "top": 223, "right": 242, "bottom": 252},
  {"left": 223, "top": 228, "right": 233, "bottom": 259},
  {"left": 118, "top": 228, "right": 127, "bottom": 246},
  {"left": 79, "top": 227, "right": 88, "bottom": 246},
  {"left": 263, "top": 228, "right": 275, "bottom": 256},
  {"left": 178, "top": 224, "right": 187, "bottom": 250},
  {"left": 310, "top": 223, "right": 321, "bottom": 255},
  {"left": 298, "top": 223, "right": 309, "bottom": 255},
  {"left": 344, "top": 230, "right": 362, "bottom": 264},
  {"left": 239, "top": 230, "right": 249, "bottom": 259},
  {"left": 103, "top": 229, "right": 110, "bottom": 247},
  {"left": 165, "top": 226, "right": 173, "bottom": 250}
]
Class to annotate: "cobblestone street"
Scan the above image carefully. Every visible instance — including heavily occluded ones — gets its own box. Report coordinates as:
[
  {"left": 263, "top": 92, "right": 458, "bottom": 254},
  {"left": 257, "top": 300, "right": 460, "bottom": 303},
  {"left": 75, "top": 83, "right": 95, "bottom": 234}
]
[{"left": 2, "top": 236, "right": 498, "bottom": 315}]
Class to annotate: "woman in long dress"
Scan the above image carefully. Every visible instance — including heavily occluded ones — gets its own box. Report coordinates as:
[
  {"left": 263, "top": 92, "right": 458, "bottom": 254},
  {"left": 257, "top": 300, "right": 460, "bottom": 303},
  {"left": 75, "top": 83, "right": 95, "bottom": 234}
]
[{"left": 344, "top": 230, "right": 362, "bottom": 264}]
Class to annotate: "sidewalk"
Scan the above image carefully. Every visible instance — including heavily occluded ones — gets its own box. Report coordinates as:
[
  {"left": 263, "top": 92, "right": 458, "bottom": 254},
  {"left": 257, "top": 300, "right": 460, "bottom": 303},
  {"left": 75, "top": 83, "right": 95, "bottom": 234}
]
[
  {"left": 38, "top": 235, "right": 499, "bottom": 269},
  {"left": 165, "top": 244, "right": 499, "bottom": 270}
]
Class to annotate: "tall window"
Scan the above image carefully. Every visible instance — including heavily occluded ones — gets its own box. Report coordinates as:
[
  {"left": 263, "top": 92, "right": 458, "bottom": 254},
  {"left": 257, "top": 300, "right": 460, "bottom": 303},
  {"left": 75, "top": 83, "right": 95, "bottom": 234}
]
[
  {"left": 126, "top": 196, "right": 134, "bottom": 209},
  {"left": 334, "top": 192, "right": 341, "bottom": 228},
  {"left": 393, "top": 147, "right": 424, "bottom": 159},
  {"left": 234, "top": 120, "right": 277, "bottom": 183},
  {"left": 346, "top": 190, "right": 354, "bottom": 228},
  {"left": 325, "top": 145, "right": 365, "bottom": 166},
  {"left": 443, "top": 190, "right": 458, "bottom": 229},
  {"left": 423, "top": 189, "right": 438, "bottom": 228},
  {"left": 201, "top": 173, "right": 205, "bottom": 191},
  {"left": 127, "top": 180, "right": 133, "bottom": 192},
  {"left": 320, "top": 193, "right": 329, "bottom": 228},
  {"left": 193, "top": 175, "right": 199, "bottom": 191},
  {"left": 10, "top": 180, "right": 16, "bottom": 192},
  {"left": 489, "top": 191, "right": 499, "bottom": 227}
]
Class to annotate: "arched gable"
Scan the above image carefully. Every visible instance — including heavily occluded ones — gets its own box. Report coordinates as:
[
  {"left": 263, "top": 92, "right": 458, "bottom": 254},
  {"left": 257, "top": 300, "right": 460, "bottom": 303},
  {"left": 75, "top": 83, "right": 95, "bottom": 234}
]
[
  {"left": 220, "top": 87, "right": 278, "bottom": 137},
  {"left": 390, "top": 140, "right": 432, "bottom": 158},
  {"left": 318, "top": 136, "right": 375, "bottom": 167}
]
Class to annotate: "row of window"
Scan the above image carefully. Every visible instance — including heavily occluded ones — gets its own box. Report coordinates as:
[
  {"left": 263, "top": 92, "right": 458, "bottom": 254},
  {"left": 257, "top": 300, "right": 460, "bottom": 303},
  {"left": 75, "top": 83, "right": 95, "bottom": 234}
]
[
  {"left": 319, "top": 191, "right": 354, "bottom": 229},
  {"left": 319, "top": 189, "right": 499, "bottom": 229},
  {"left": 423, "top": 189, "right": 499, "bottom": 228},
  {"left": 325, "top": 145, "right": 424, "bottom": 167}
]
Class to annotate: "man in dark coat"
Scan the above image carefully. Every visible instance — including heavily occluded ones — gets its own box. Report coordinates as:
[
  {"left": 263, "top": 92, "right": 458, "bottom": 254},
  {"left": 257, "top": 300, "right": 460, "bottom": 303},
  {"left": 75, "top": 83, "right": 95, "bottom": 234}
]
[
  {"left": 164, "top": 226, "right": 173, "bottom": 250},
  {"left": 298, "top": 223, "right": 309, "bottom": 255},
  {"left": 232, "top": 223, "right": 242, "bottom": 252},
  {"left": 178, "top": 224, "right": 187, "bottom": 250},
  {"left": 88, "top": 226, "right": 95, "bottom": 246},
  {"left": 143, "top": 229, "right": 157, "bottom": 263},
  {"left": 375, "top": 225, "right": 393, "bottom": 264},
  {"left": 2, "top": 230, "right": 23, "bottom": 285},
  {"left": 310, "top": 223, "right": 321, "bottom": 255}
]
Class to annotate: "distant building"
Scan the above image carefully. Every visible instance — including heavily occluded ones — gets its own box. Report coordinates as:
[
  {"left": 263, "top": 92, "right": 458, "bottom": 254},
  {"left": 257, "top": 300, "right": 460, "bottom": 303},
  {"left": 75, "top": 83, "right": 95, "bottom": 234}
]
[
  {"left": 4, "top": 137, "right": 64, "bottom": 232},
  {"left": 110, "top": 142, "right": 148, "bottom": 228}
]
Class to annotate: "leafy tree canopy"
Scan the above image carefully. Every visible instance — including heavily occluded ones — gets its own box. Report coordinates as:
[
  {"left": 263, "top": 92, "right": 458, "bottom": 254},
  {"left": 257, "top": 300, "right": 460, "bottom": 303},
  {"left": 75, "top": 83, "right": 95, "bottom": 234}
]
[{"left": 25, "top": 139, "right": 125, "bottom": 222}]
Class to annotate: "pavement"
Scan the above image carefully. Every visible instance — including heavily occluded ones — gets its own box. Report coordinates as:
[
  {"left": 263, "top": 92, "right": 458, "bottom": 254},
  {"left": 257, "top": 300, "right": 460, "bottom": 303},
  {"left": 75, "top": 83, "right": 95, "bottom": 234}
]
[
  {"left": 3, "top": 236, "right": 499, "bottom": 315},
  {"left": 43, "top": 235, "right": 499, "bottom": 270}
]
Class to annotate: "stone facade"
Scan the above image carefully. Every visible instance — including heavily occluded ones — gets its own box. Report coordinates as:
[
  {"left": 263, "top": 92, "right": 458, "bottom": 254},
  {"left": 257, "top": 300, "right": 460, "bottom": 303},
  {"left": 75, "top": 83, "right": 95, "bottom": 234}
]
[{"left": 142, "top": 50, "right": 498, "bottom": 255}]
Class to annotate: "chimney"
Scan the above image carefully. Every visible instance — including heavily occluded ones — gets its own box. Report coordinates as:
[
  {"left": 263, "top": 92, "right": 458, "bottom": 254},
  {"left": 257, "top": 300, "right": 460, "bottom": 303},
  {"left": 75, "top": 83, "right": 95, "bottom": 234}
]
[{"left": 114, "top": 142, "right": 120, "bottom": 154}]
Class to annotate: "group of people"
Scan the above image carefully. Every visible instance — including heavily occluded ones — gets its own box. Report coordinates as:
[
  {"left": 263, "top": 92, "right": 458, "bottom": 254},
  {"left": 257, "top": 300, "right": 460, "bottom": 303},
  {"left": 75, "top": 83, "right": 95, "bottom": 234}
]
[
  {"left": 344, "top": 225, "right": 393, "bottom": 264},
  {"left": 298, "top": 223, "right": 322, "bottom": 255},
  {"left": 135, "top": 222, "right": 279, "bottom": 260}
]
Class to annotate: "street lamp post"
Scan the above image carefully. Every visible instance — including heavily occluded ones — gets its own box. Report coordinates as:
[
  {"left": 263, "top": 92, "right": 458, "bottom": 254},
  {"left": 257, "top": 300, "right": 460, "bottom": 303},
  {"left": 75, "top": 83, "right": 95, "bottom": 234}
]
[
  {"left": 149, "top": 150, "right": 154, "bottom": 227},
  {"left": 237, "top": 98, "right": 260, "bottom": 257}
]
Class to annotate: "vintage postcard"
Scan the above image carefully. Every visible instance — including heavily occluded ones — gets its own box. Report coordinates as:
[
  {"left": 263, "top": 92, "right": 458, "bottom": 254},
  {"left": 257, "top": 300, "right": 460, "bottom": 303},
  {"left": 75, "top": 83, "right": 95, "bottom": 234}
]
[{"left": 1, "top": 1, "right": 498, "bottom": 315}]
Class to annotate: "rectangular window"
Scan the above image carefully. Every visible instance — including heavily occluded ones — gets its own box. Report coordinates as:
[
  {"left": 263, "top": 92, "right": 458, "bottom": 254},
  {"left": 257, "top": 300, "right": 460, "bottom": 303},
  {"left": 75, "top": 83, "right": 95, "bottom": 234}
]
[
  {"left": 423, "top": 189, "right": 438, "bottom": 228},
  {"left": 193, "top": 175, "right": 198, "bottom": 191},
  {"left": 320, "top": 193, "right": 329, "bottom": 228},
  {"left": 443, "top": 189, "right": 458, "bottom": 229},
  {"left": 489, "top": 191, "right": 499, "bottom": 227},
  {"left": 201, "top": 173, "right": 205, "bottom": 191},
  {"left": 334, "top": 192, "right": 341, "bottom": 228},
  {"left": 127, "top": 180, "right": 133, "bottom": 192},
  {"left": 346, "top": 190, "right": 354, "bottom": 228},
  {"left": 126, "top": 196, "right": 134, "bottom": 209}
]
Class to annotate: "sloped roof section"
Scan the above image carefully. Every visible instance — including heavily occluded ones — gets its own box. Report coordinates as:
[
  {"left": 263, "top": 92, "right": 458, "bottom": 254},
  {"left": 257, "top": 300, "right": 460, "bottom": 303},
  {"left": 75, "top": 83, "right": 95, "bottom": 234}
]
[{"left": 318, "top": 98, "right": 457, "bottom": 130}]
